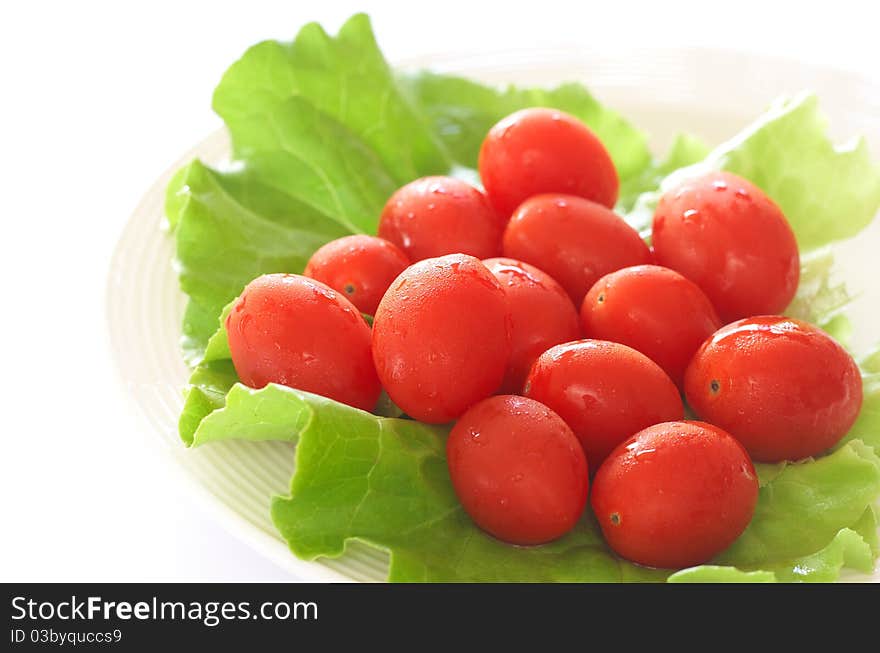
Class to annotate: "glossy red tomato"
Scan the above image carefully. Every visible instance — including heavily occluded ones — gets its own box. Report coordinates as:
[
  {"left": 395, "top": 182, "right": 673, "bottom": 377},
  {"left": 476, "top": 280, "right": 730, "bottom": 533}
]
[
  {"left": 372, "top": 254, "right": 511, "bottom": 423},
  {"left": 483, "top": 257, "right": 581, "bottom": 393},
  {"left": 226, "top": 274, "right": 380, "bottom": 411},
  {"left": 303, "top": 235, "right": 410, "bottom": 315},
  {"left": 684, "top": 316, "right": 863, "bottom": 462},
  {"left": 652, "top": 170, "right": 800, "bottom": 322},
  {"left": 580, "top": 265, "right": 722, "bottom": 388},
  {"left": 447, "top": 395, "right": 589, "bottom": 545},
  {"left": 378, "top": 176, "right": 504, "bottom": 262},
  {"left": 591, "top": 421, "right": 759, "bottom": 568},
  {"left": 523, "top": 340, "right": 683, "bottom": 471},
  {"left": 478, "top": 108, "right": 618, "bottom": 218},
  {"left": 503, "top": 194, "right": 651, "bottom": 305}
]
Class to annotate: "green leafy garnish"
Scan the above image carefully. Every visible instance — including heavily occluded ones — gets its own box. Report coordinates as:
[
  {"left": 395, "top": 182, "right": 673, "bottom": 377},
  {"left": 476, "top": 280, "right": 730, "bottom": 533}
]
[
  {"left": 191, "top": 384, "right": 879, "bottom": 582},
  {"left": 400, "top": 71, "right": 652, "bottom": 185},
  {"left": 628, "top": 93, "right": 880, "bottom": 251}
]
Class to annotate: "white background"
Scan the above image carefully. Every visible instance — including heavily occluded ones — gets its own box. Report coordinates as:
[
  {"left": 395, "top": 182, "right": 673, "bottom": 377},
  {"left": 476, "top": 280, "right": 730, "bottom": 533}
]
[{"left": 1, "top": 0, "right": 878, "bottom": 581}]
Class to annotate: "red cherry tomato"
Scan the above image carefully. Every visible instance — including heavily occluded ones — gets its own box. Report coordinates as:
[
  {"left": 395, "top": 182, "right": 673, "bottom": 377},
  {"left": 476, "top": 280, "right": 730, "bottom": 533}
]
[
  {"left": 378, "top": 176, "right": 503, "bottom": 262},
  {"left": 372, "top": 254, "right": 510, "bottom": 423},
  {"left": 652, "top": 170, "right": 800, "bottom": 322},
  {"left": 524, "top": 340, "right": 683, "bottom": 471},
  {"left": 303, "top": 235, "right": 410, "bottom": 315},
  {"left": 503, "top": 194, "right": 651, "bottom": 306},
  {"left": 483, "top": 257, "right": 581, "bottom": 394},
  {"left": 580, "top": 265, "right": 722, "bottom": 388},
  {"left": 684, "top": 316, "right": 863, "bottom": 462},
  {"left": 447, "top": 395, "right": 589, "bottom": 545},
  {"left": 591, "top": 421, "right": 758, "bottom": 569},
  {"left": 226, "top": 274, "right": 380, "bottom": 411},
  {"left": 478, "top": 108, "right": 619, "bottom": 218}
]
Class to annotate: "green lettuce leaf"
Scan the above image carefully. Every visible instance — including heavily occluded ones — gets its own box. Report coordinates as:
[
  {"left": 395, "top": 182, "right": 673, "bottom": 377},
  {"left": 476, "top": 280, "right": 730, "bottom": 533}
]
[
  {"left": 786, "top": 248, "right": 854, "bottom": 343},
  {"left": 400, "top": 71, "right": 652, "bottom": 186},
  {"left": 716, "top": 442, "right": 880, "bottom": 568},
  {"left": 213, "top": 13, "right": 450, "bottom": 183},
  {"left": 168, "top": 160, "right": 352, "bottom": 363},
  {"left": 191, "top": 383, "right": 880, "bottom": 582},
  {"left": 628, "top": 93, "right": 880, "bottom": 251},
  {"left": 669, "top": 520, "right": 876, "bottom": 583},
  {"left": 178, "top": 301, "right": 237, "bottom": 444}
]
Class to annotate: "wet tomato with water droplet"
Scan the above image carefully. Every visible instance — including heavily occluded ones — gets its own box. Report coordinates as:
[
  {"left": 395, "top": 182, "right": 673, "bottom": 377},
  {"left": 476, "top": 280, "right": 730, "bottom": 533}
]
[
  {"left": 226, "top": 274, "right": 380, "bottom": 411},
  {"left": 652, "top": 171, "right": 800, "bottom": 322},
  {"left": 523, "top": 340, "right": 683, "bottom": 472},
  {"left": 685, "top": 316, "right": 862, "bottom": 462},
  {"left": 503, "top": 194, "right": 651, "bottom": 306},
  {"left": 372, "top": 254, "right": 511, "bottom": 423},
  {"left": 483, "top": 257, "right": 581, "bottom": 393},
  {"left": 378, "top": 176, "right": 504, "bottom": 262},
  {"left": 581, "top": 264, "right": 721, "bottom": 388},
  {"left": 303, "top": 235, "right": 410, "bottom": 315},
  {"left": 447, "top": 395, "right": 589, "bottom": 545},
  {"left": 591, "top": 421, "right": 758, "bottom": 568},
  {"left": 478, "top": 108, "right": 619, "bottom": 218}
]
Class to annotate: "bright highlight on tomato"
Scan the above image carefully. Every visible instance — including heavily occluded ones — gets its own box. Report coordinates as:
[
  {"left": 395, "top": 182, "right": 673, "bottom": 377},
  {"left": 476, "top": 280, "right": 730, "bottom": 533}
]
[
  {"left": 502, "top": 194, "right": 651, "bottom": 305},
  {"left": 447, "top": 395, "right": 589, "bottom": 545},
  {"left": 483, "top": 257, "right": 581, "bottom": 394},
  {"left": 478, "top": 108, "right": 619, "bottom": 218},
  {"left": 581, "top": 264, "right": 721, "bottom": 387},
  {"left": 371, "top": 254, "right": 510, "bottom": 424},
  {"left": 591, "top": 421, "right": 759, "bottom": 568},
  {"left": 304, "top": 235, "right": 410, "bottom": 315},
  {"left": 523, "top": 339, "right": 683, "bottom": 471},
  {"left": 685, "top": 316, "right": 863, "bottom": 462},
  {"left": 226, "top": 273, "right": 381, "bottom": 411},
  {"left": 378, "top": 176, "right": 503, "bottom": 262},
  {"left": 652, "top": 170, "right": 800, "bottom": 322}
]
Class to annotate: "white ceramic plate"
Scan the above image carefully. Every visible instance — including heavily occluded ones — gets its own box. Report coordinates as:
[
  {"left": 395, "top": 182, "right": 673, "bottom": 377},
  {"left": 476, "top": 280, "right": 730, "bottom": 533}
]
[{"left": 107, "top": 47, "right": 880, "bottom": 582}]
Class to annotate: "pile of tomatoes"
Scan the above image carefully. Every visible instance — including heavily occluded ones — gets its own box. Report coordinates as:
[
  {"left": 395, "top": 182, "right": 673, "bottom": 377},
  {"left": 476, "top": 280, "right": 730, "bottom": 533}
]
[{"left": 226, "top": 108, "right": 863, "bottom": 569}]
